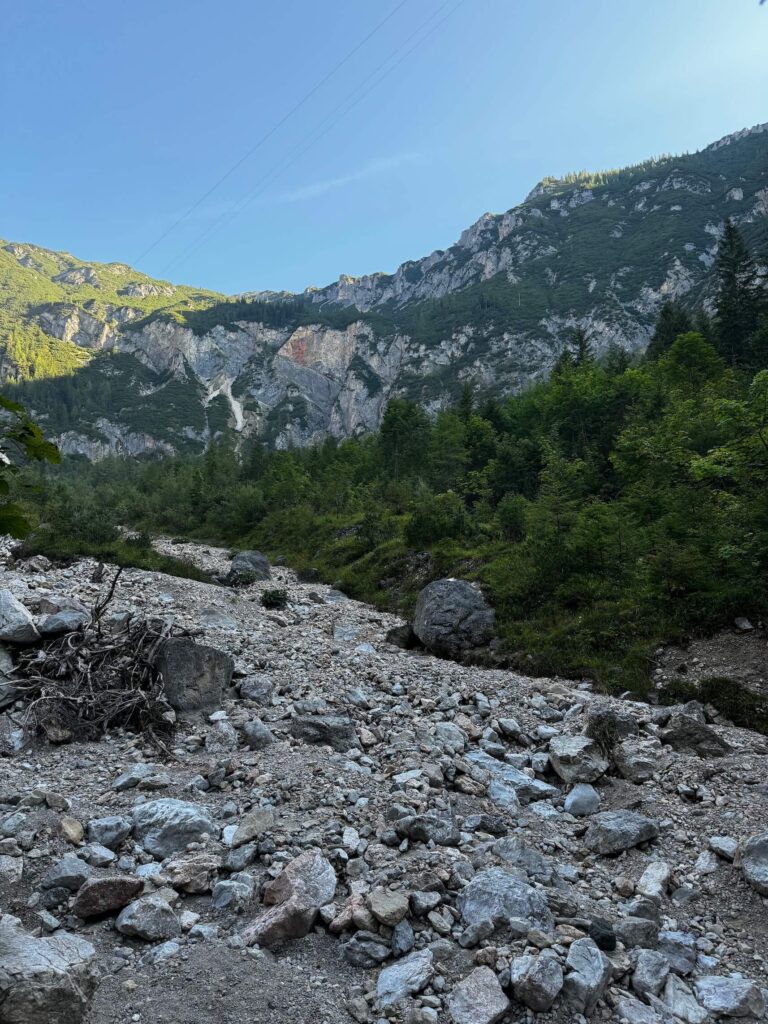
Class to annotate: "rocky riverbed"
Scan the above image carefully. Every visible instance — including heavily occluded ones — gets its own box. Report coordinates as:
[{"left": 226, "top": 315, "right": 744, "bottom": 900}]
[{"left": 1, "top": 540, "right": 768, "bottom": 1023}]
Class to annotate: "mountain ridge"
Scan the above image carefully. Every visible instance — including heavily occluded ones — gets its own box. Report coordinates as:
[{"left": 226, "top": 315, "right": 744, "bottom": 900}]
[{"left": 2, "top": 121, "right": 767, "bottom": 458}]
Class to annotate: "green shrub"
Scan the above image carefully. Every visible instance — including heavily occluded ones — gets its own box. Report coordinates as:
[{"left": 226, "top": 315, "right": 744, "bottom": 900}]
[{"left": 261, "top": 588, "right": 289, "bottom": 610}]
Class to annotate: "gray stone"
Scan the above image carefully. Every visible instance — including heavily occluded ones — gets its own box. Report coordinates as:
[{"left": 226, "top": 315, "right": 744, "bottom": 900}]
[
  {"left": 615, "top": 916, "right": 659, "bottom": 948},
  {"left": 205, "top": 719, "right": 238, "bottom": 753},
  {"left": 111, "top": 763, "right": 170, "bottom": 792},
  {"left": 242, "top": 718, "right": 275, "bottom": 749},
  {"left": 87, "top": 815, "right": 132, "bottom": 851},
  {"left": 0, "top": 591, "right": 38, "bottom": 644},
  {"left": 616, "top": 993, "right": 663, "bottom": 1024},
  {"left": 742, "top": 831, "right": 768, "bottom": 895},
  {"left": 657, "top": 931, "right": 697, "bottom": 976},
  {"left": 456, "top": 868, "right": 553, "bottom": 933},
  {"left": 448, "top": 966, "right": 509, "bottom": 1024},
  {"left": 396, "top": 810, "right": 460, "bottom": 847},
  {"left": 131, "top": 799, "right": 216, "bottom": 858},
  {"left": 290, "top": 714, "right": 358, "bottom": 751},
  {"left": 548, "top": 735, "right": 608, "bottom": 783},
  {"left": 465, "top": 749, "right": 557, "bottom": 804},
  {"left": 709, "top": 835, "right": 738, "bottom": 861},
  {"left": 632, "top": 949, "right": 670, "bottom": 997},
  {"left": 367, "top": 888, "right": 409, "bottom": 926},
  {"left": 37, "top": 610, "right": 89, "bottom": 637},
  {"left": 565, "top": 782, "right": 601, "bottom": 816},
  {"left": 154, "top": 638, "right": 234, "bottom": 711},
  {"left": 661, "top": 975, "right": 708, "bottom": 1024},
  {"left": 211, "top": 873, "right": 254, "bottom": 910},
  {"left": 660, "top": 712, "right": 731, "bottom": 758},
  {"left": 42, "top": 853, "right": 93, "bottom": 892},
  {"left": 226, "top": 550, "right": 271, "bottom": 585},
  {"left": 376, "top": 949, "right": 433, "bottom": 1007},
  {"left": 584, "top": 810, "right": 659, "bottom": 855},
  {"left": 342, "top": 931, "right": 390, "bottom": 967},
  {"left": 636, "top": 860, "right": 672, "bottom": 900},
  {"left": 509, "top": 951, "right": 563, "bottom": 1011},
  {"left": 562, "top": 937, "right": 612, "bottom": 1015},
  {"left": 115, "top": 895, "right": 181, "bottom": 941},
  {"left": 694, "top": 975, "right": 765, "bottom": 1018},
  {"left": 238, "top": 674, "right": 274, "bottom": 704},
  {"left": 614, "top": 737, "right": 665, "bottom": 783},
  {"left": 413, "top": 578, "right": 495, "bottom": 660},
  {"left": 231, "top": 806, "right": 275, "bottom": 848},
  {"left": 0, "top": 913, "right": 98, "bottom": 1024}
]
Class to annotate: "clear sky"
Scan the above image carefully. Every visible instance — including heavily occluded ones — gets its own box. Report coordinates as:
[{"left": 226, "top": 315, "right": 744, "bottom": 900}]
[{"left": 2, "top": 0, "right": 766, "bottom": 296}]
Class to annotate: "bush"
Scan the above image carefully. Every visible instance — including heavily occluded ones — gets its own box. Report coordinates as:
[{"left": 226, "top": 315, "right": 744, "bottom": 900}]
[
  {"left": 405, "top": 491, "right": 470, "bottom": 546},
  {"left": 261, "top": 588, "right": 289, "bottom": 610}
]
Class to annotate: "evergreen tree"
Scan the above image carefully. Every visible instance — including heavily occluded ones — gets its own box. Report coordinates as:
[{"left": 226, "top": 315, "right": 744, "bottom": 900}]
[
  {"left": 572, "top": 325, "right": 594, "bottom": 365},
  {"left": 645, "top": 301, "right": 693, "bottom": 361},
  {"left": 714, "top": 219, "right": 761, "bottom": 367}
]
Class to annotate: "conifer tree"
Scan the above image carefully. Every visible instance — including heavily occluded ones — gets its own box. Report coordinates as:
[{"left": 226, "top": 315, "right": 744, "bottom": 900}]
[
  {"left": 714, "top": 219, "right": 761, "bottom": 366},
  {"left": 645, "top": 301, "right": 693, "bottom": 361}
]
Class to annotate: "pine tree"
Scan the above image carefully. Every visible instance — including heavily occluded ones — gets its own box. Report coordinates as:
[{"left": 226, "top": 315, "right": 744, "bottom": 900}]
[
  {"left": 645, "top": 301, "right": 693, "bottom": 361},
  {"left": 572, "top": 325, "right": 594, "bottom": 365},
  {"left": 714, "top": 219, "right": 761, "bottom": 367}
]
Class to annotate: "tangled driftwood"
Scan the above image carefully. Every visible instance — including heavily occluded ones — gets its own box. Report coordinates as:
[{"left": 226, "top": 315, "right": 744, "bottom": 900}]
[{"left": 13, "top": 569, "right": 183, "bottom": 750}]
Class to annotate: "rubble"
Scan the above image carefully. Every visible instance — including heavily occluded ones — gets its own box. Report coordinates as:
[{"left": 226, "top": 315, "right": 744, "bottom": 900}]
[{"left": 0, "top": 539, "right": 767, "bottom": 1024}]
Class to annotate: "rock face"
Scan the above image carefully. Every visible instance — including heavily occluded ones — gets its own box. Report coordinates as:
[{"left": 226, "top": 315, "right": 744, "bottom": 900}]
[
  {"left": 131, "top": 799, "right": 216, "bottom": 858},
  {"left": 226, "top": 550, "right": 271, "bottom": 585},
  {"left": 3, "top": 124, "right": 768, "bottom": 458},
  {"left": 154, "top": 638, "right": 234, "bottom": 711},
  {"left": 0, "top": 913, "right": 98, "bottom": 1023},
  {"left": 412, "top": 579, "right": 495, "bottom": 660}
]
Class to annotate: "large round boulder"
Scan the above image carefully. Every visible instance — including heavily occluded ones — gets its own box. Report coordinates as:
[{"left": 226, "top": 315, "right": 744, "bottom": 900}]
[
  {"left": 226, "top": 550, "right": 271, "bottom": 586},
  {"left": 412, "top": 578, "right": 495, "bottom": 660}
]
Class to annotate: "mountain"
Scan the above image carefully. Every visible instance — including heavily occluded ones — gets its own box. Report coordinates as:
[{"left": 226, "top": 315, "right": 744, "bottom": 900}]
[{"left": 3, "top": 122, "right": 768, "bottom": 458}]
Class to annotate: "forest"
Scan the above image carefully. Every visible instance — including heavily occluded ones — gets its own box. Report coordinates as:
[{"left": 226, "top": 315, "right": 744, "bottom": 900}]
[{"left": 13, "top": 220, "right": 768, "bottom": 698}]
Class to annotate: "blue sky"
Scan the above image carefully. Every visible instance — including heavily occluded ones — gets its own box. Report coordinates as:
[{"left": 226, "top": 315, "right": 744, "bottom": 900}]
[{"left": 1, "top": 0, "right": 766, "bottom": 295}]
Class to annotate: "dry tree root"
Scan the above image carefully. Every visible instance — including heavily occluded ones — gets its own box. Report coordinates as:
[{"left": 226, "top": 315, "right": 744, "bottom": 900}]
[{"left": 12, "top": 569, "right": 185, "bottom": 751}]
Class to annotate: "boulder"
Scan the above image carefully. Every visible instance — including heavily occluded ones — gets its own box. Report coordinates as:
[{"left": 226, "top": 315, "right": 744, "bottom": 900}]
[
  {"left": 694, "top": 976, "right": 765, "bottom": 1018},
  {"left": 115, "top": 896, "right": 181, "bottom": 942},
  {"left": 131, "top": 799, "right": 216, "bottom": 858},
  {"left": 448, "top": 966, "right": 509, "bottom": 1024},
  {"left": 0, "top": 914, "right": 98, "bottom": 1024},
  {"left": 230, "top": 806, "right": 276, "bottom": 848},
  {"left": 241, "top": 718, "right": 275, "bottom": 749},
  {"left": 87, "top": 815, "right": 132, "bottom": 851},
  {"left": 226, "top": 550, "right": 271, "bottom": 586},
  {"left": 161, "top": 853, "right": 221, "bottom": 894},
  {"left": 290, "top": 714, "right": 358, "bottom": 752},
  {"left": 367, "top": 888, "right": 409, "bottom": 926},
  {"left": 376, "top": 949, "right": 433, "bottom": 1008},
  {"left": 42, "top": 853, "right": 93, "bottom": 892},
  {"left": 154, "top": 638, "right": 234, "bottom": 711},
  {"left": 72, "top": 875, "right": 143, "bottom": 918},
  {"left": 412, "top": 578, "right": 495, "bottom": 660},
  {"left": 242, "top": 849, "right": 335, "bottom": 948},
  {"left": 509, "top": 951, "right": 564, "bottom": 1011},
  {"left": 37, "top": 611, "right": 89, "bottom": 638},
  {"left": 584, "top": 810, "right": 659, "bottom": 855},
  {"left": 0, "top": 591, "right": 39, "bottom": 644},
  {"left": 548, "top": 735, "right": 608, "bottom": 783},
  {"left": 632, "top": 950, "right": 671, "bottom": 998},
  {"left": 565, "top": 783, "right": 601, "bottom": 817},
  {"left": 614, "top": 737, "right": 666, "bottom": 783},
  {"left": 659, "top": 711, "right": 731, "bottom": 758},
  {"left": 456, "top": 868, "right": 553, "bottom": 933},
  {"left": 741, "top": 831, "right": 768, "bottom": 895},
  {"left": 562, "top": 937, "right": 613, "bottom": 1015}
]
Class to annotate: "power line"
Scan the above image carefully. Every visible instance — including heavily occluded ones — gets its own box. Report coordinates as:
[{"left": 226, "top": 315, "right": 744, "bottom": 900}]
[
  {"left": 133, "top": 0, "right": 411, "bottom": 268},
  {"left": 162, "top": 0, "right": 468, "bottom": 278}
]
